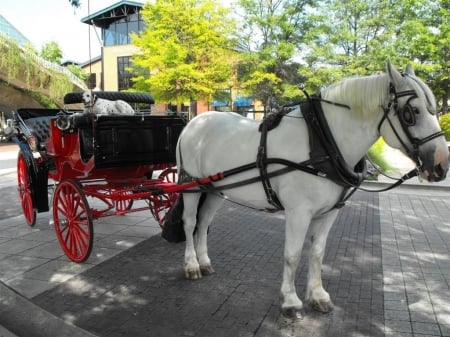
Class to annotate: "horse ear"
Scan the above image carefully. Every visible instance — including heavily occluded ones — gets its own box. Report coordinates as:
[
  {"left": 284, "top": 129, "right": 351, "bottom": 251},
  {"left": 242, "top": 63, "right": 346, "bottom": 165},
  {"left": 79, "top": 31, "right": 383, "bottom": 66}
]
[
  {"left": 387, "top": 60, "right": 403, "bottom": 86},
  {"left": 405, "top": 64, "right": 416, "bottom": 77}
]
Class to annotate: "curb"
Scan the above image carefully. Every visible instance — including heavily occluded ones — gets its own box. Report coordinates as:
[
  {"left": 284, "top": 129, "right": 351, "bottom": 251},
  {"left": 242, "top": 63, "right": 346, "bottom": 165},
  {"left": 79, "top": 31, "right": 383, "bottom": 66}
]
[
  {"left": 363, "top": 179, "right": 450, "bottom": 192},
  {"left": 0, "top": 281, "right": 98, "bottom": 337}
]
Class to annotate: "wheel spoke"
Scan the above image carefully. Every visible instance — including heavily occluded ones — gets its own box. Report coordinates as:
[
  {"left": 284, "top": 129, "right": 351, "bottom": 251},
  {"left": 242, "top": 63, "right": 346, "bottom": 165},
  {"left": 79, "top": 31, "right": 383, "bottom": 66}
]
[{"left": 53, "top": 180, "right": 93, "bottom": 262}]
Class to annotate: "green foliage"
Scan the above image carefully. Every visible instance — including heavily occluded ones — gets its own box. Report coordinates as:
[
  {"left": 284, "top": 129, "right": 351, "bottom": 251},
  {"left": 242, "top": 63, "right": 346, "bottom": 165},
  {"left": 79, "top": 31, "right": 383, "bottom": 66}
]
[
  {"left": 236, "top": 0, "right": 315, "bottom": 109},
  {"left": 69, "top": 0, "right": 81, "bottom": 8},
  {"left": 368, "top": 138, "right": 397, "bottom": 173},
  {"left": 300, "top": 0, "right": 450, "bottom": 109},
  {"left": 132, "top": 0, "right": 237, "bottom": 105},
  {"left": 66, "top": 64, "right": 89, "bottom": 82},
  {"left": 439, "top": 113, "right": 450, "bottom": 141},
  {"left": 0, "top": 35, "right": 73, "bottom": 106},
  {"left": 40, "top": 41, "right": 63, "bottom": 64}
]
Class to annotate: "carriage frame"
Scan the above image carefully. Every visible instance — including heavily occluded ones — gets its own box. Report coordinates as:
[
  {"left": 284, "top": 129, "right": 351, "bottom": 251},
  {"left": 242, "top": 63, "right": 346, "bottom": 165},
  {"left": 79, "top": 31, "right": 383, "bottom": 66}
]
[{"left": 12, "top": 91, "right": 185, "bottom": 262}]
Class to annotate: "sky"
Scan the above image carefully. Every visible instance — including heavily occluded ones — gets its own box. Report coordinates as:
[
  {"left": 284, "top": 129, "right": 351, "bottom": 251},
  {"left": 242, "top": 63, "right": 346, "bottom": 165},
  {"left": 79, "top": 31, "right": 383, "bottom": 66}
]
[{"left": 1, "top": 0, "right": 129, "bottom": 63}]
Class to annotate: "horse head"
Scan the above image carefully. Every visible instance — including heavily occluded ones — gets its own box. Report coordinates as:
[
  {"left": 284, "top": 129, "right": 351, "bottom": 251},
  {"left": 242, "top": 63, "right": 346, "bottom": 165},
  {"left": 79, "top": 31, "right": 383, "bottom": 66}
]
[{"left": 379, "top": 61, "right": 449, "bottom": 182}]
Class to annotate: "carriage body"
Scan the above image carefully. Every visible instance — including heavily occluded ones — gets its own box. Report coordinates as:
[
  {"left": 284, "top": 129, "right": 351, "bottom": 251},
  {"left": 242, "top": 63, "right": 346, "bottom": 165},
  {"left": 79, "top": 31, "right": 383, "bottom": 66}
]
[{"left": 12, "top": 91, "right": 185, "bottom": 262}]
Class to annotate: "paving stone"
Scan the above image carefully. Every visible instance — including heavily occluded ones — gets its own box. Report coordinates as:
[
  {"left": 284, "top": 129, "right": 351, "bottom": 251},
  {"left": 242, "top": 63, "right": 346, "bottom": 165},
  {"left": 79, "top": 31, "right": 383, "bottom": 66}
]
[{"left": 32, "top": 192, "right": 384, "bottom": 337}]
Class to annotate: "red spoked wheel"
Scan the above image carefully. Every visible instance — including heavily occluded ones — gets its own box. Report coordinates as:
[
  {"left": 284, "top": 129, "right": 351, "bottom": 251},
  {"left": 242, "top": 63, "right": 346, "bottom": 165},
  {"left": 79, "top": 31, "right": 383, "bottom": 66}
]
[
  {"left": 158, "top": 167, "right": 178, "bottom": 184},
  {"left": 17, "top": 151, "right": 36, "bottom": 227},
  {"left": 53, "top": 180, "right": 93, "bottom": 263},
  {"left": 148, "top": 168, "right": 179, "bottom": 228},
  {"left": 149, "top": 193, "right": 178, "bottom": 228},
  {"left": 115, "top": 190, "right": 134, "bottom": 213}
]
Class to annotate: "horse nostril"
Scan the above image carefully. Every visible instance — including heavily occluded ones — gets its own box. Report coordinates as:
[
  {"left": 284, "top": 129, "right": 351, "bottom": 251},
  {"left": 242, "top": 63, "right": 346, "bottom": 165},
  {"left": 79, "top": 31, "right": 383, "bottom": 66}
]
[{"left": 434, "top": 163, "right": 445, "bottom": 179}]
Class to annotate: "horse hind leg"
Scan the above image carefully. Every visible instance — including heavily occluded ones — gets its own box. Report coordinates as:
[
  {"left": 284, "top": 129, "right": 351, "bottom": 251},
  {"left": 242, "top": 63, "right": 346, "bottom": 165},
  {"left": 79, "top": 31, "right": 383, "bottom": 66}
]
[
  {"left": 183, "top": 193, "right": 224, "bottom": 280},
  {"left": 195, "top": 193, "right": 224, "bottom": 276},
  {"left": 183, "top": 193, "right": 203, "bottom": 279}
]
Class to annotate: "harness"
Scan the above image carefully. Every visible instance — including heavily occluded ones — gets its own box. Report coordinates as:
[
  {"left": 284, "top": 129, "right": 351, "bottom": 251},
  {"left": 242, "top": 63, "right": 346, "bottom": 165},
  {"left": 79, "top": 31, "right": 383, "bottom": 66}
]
[
  {"left": 174, "top": 78, "right": 445, "bottom": 213},
  {"left": 257, "top": 96, "right": 367, "bottom": 210},
  {"left": 257, "top": 79, "right": 445, "bottom": 210},
  {"left": 377, "top": 82, "right": 445, "bottom": 167}
]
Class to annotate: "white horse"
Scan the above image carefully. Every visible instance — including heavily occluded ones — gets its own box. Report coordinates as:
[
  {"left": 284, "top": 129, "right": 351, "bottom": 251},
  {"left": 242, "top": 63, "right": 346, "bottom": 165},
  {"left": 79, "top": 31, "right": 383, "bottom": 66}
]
[{"left": 170, "top": 61, "right": 449, "bottom": 318}]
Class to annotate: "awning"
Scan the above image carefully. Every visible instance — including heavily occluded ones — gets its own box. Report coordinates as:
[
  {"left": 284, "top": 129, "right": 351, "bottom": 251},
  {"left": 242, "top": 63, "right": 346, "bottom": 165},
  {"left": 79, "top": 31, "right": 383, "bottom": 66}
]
[
  {"left": 233, "top": 96, "right": 252, "bottom": 107},
  {"left": 211, "top": 100, "right": 228, "bottom": 107}
]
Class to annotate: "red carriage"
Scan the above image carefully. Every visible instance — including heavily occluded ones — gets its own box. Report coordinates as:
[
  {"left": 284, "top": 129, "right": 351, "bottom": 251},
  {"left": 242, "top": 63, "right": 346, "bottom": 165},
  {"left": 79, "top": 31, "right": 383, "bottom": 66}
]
[{"left": 12, "top": 91, "right": 185, "bottom": 262}]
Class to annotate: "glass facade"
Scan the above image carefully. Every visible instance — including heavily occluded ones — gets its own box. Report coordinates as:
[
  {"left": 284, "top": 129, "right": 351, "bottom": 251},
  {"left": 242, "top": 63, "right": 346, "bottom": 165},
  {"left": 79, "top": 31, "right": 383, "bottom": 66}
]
[
  {"left": 103, "top": 13, "right": 144, "bottom": 46},
  {"left": 117, "top": 56, "right": 133, "bottom": 91},
  {"left": 0, "top": 15, "right": 30, "bottom": 47}
]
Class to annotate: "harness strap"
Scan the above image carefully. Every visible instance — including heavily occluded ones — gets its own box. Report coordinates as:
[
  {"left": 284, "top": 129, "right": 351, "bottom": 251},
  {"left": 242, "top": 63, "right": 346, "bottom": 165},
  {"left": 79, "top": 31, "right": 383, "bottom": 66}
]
[{"left": 257, "top": 117, "right": 284, "bottom": 210}]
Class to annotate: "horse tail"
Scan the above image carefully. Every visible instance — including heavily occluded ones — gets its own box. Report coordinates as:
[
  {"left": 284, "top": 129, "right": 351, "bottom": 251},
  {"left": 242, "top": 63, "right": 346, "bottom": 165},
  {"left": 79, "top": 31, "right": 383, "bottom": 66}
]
[
  {"left": 161, "top": 193, "right": 208, "bottom": 243},
  {"left": 162, "top": 194, "right": 185, "bottom": 243}
]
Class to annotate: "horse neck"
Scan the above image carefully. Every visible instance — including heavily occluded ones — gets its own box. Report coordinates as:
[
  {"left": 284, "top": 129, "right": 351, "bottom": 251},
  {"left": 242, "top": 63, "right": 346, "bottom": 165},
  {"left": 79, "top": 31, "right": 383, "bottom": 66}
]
[{"left": 321, "top": 75, "right": 389, "bottom": 168}]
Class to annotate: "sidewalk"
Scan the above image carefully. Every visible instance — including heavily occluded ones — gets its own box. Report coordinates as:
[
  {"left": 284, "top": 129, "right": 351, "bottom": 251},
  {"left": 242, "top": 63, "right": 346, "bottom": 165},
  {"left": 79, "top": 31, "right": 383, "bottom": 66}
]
[
  {"left": 1, "top": 140, "right": 450, "bottom": 336},
  {"left": 0, "top": 185, "right": 449, "bottom": 336}
]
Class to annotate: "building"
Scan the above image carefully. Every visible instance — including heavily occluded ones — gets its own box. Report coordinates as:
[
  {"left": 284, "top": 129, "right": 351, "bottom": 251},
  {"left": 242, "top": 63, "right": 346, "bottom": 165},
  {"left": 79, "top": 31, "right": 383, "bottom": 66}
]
[
  {"left": 0, "top": 15, "right": 31, "bottom": 47},
  {"left": 80, "top": 0, "right": 259, "bottom": 117},
  {"left": 81, "top": 1, "right": 144, "bottom": 92}
]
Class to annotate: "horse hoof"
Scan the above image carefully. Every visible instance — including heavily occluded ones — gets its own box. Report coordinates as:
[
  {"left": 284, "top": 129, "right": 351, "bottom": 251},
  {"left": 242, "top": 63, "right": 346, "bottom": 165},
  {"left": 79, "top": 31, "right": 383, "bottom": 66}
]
[
  {"left": 185, "top": 269, "right": 202, "bottom": 280},
  {"left": 200, "top": 265, "right": 215, "bottom": 276},
  {"left": 310, "top": 299, "right": 334, "bottom": 313},
  {"left": 281, "top": 307, "right": 304, "bottom": 319}
]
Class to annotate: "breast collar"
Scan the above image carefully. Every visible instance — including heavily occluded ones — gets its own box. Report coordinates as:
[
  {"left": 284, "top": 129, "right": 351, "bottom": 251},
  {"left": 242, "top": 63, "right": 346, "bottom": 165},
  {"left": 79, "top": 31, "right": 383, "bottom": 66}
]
[{"left": 257, "top": 96, "right": 367, "bottom": 210}]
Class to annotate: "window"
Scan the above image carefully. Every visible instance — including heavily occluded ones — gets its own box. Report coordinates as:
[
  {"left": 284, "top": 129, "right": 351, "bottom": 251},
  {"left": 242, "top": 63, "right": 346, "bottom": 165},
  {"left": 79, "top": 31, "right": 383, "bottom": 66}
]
[
  {"left": 117, "top": 56, "right": 133, "bottom": 91},
  {"left": 103, "top": 13, "right": 144, "bottom": 46}
]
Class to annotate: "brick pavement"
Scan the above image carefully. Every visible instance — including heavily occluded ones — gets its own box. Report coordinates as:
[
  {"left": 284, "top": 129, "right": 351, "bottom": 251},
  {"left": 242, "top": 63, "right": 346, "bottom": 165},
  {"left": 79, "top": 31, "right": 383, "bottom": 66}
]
[
  {"left": 1, "top": 154, "right": 450, "bottom": 337},
  {"left": 32, "top": 192, "right": 385, "bottom": 337},
  {"left": 380, "top": 189, "right": 450, "bottom": 337}
]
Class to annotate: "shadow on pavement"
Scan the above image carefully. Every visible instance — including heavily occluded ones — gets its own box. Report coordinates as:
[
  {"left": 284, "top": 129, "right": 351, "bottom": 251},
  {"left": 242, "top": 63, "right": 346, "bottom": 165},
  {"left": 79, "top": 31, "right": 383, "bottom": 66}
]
[{"left": 31, "top": 192, "right": 383, "bottom": 337}]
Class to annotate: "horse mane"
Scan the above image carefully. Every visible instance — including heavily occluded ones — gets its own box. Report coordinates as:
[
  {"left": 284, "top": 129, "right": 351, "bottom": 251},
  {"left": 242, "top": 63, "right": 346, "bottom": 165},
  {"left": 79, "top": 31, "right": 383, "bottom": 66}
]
[
  {"left": 321, "top": 71, "right": 437, "bottom": 117},
  {"left": 320, "top": 73, "right": 390, "bottom": 119}
]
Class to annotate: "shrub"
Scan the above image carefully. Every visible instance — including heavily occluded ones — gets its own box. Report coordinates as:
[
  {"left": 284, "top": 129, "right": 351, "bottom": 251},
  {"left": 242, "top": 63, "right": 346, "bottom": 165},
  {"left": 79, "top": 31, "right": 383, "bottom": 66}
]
[
  {"left": 439, "top": 113, "right": 450, "bottom": 141},
  {"left": 367, "top": 138, "right": 397, "bottom": 173}
]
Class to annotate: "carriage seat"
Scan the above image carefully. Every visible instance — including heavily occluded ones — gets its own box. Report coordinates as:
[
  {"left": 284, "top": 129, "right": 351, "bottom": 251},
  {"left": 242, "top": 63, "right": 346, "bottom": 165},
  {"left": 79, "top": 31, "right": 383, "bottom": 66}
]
[
  {"left": 15, "top": 108, "right": 62, "bottom": 151},
  {"left": 73, "top": 114, "right": 185, "bottom": 168},
  {"left": 64, "top": 91, "right": 155, "bottom": 106}
]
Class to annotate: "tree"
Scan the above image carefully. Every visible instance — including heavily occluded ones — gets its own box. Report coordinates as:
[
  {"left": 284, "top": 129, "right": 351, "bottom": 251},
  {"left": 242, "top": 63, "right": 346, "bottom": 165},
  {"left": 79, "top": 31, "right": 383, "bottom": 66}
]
[
  {"left": 69, "top": 0, "right": 81, "bottom": 8},
  {"left": 40, "top": 41, "right": 63, "bottom": 64},
  {"left": 132, "top": 0, "right": 237, "bottom": 114},
  {"left": 235, "top": 0, "right": 316, "bottom": 111},
  {"left": 301, "top": 0, "right": 450, "bottom": 113}
]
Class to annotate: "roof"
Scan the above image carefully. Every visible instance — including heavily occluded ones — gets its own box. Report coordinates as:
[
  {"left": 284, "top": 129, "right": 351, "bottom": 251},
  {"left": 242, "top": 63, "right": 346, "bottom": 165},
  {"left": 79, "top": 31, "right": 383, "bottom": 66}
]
[
  {"left": 79, "top": 55, "right": 102, "bottom": 68},
  {"left": 81, "top": 0, "right": 144, "bottom": 29},
  {"left": 0, "top": 15, "right": 30, "bottom": 47}
]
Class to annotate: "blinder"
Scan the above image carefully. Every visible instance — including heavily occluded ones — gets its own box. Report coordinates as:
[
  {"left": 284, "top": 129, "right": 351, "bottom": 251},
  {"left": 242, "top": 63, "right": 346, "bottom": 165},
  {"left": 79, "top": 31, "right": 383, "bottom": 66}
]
[
  {"left": 398, "top": 97, "right": 419, "bottom": 127},
  {"left": 378, "top": 81, "right": 445, "bottom": 167}
]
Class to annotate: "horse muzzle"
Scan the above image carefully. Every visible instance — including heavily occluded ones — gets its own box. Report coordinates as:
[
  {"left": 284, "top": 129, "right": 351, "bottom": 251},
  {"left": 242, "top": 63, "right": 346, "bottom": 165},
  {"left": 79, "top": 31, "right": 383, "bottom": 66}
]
[{"left": 419, "top": 145, "right": 449, "bottom": 182}]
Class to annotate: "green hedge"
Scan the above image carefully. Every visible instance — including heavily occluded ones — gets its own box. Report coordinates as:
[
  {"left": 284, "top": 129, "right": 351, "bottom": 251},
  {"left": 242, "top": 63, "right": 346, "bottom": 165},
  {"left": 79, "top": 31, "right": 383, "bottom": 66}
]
[
  {"left": 439, "top": 113, "right": 450, "bottom": 141},
  {"left": 367, "top": 138, "right": 397, "bottom": 173}
]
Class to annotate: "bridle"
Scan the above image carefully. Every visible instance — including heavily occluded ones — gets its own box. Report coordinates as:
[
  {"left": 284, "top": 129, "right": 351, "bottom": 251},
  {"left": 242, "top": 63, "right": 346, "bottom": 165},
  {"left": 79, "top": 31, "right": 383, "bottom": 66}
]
[{"left": 377, "top": 80, "right": 445, "bottom": 167}]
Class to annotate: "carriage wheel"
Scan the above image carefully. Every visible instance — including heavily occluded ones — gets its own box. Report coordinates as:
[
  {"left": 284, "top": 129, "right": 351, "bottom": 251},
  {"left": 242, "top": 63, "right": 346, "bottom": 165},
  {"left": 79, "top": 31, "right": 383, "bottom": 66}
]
[
  {"left": 115, "top": 190, "right": 134, "bottom": 213},
  {"left": 53, "top": 180, "right": 93, "bottom": 263},
  {"left": 148, "top": 168, "right": 179, "bottom": 227},
  {"left": 149, "top": 193, "right": 178, "bottom": 228},
  {"left": 17, "top": 151, "right": 36, "bottom": 227},
  {"left": 159, "top": 167, "right": 178, "bottom": 183}
]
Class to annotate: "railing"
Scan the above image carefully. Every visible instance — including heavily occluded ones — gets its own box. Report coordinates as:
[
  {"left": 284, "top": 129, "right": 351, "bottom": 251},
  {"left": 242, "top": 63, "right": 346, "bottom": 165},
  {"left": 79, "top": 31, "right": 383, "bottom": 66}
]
[
  {"left": 24, "top": 52, "right": 87, "bottom": 90},
  {"left": 0, "top": 34, "right": 87, "bottom": 90}
]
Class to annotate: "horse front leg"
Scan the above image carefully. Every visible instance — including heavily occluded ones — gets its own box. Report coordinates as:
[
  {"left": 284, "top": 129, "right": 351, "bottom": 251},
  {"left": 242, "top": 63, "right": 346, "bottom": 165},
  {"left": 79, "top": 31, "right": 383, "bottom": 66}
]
[
  {"left": 280, "top": 207, "right": 311, "bottom": 319},
  {"left": 306, "top": 210, "right": 339, "bottom": 313}
]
